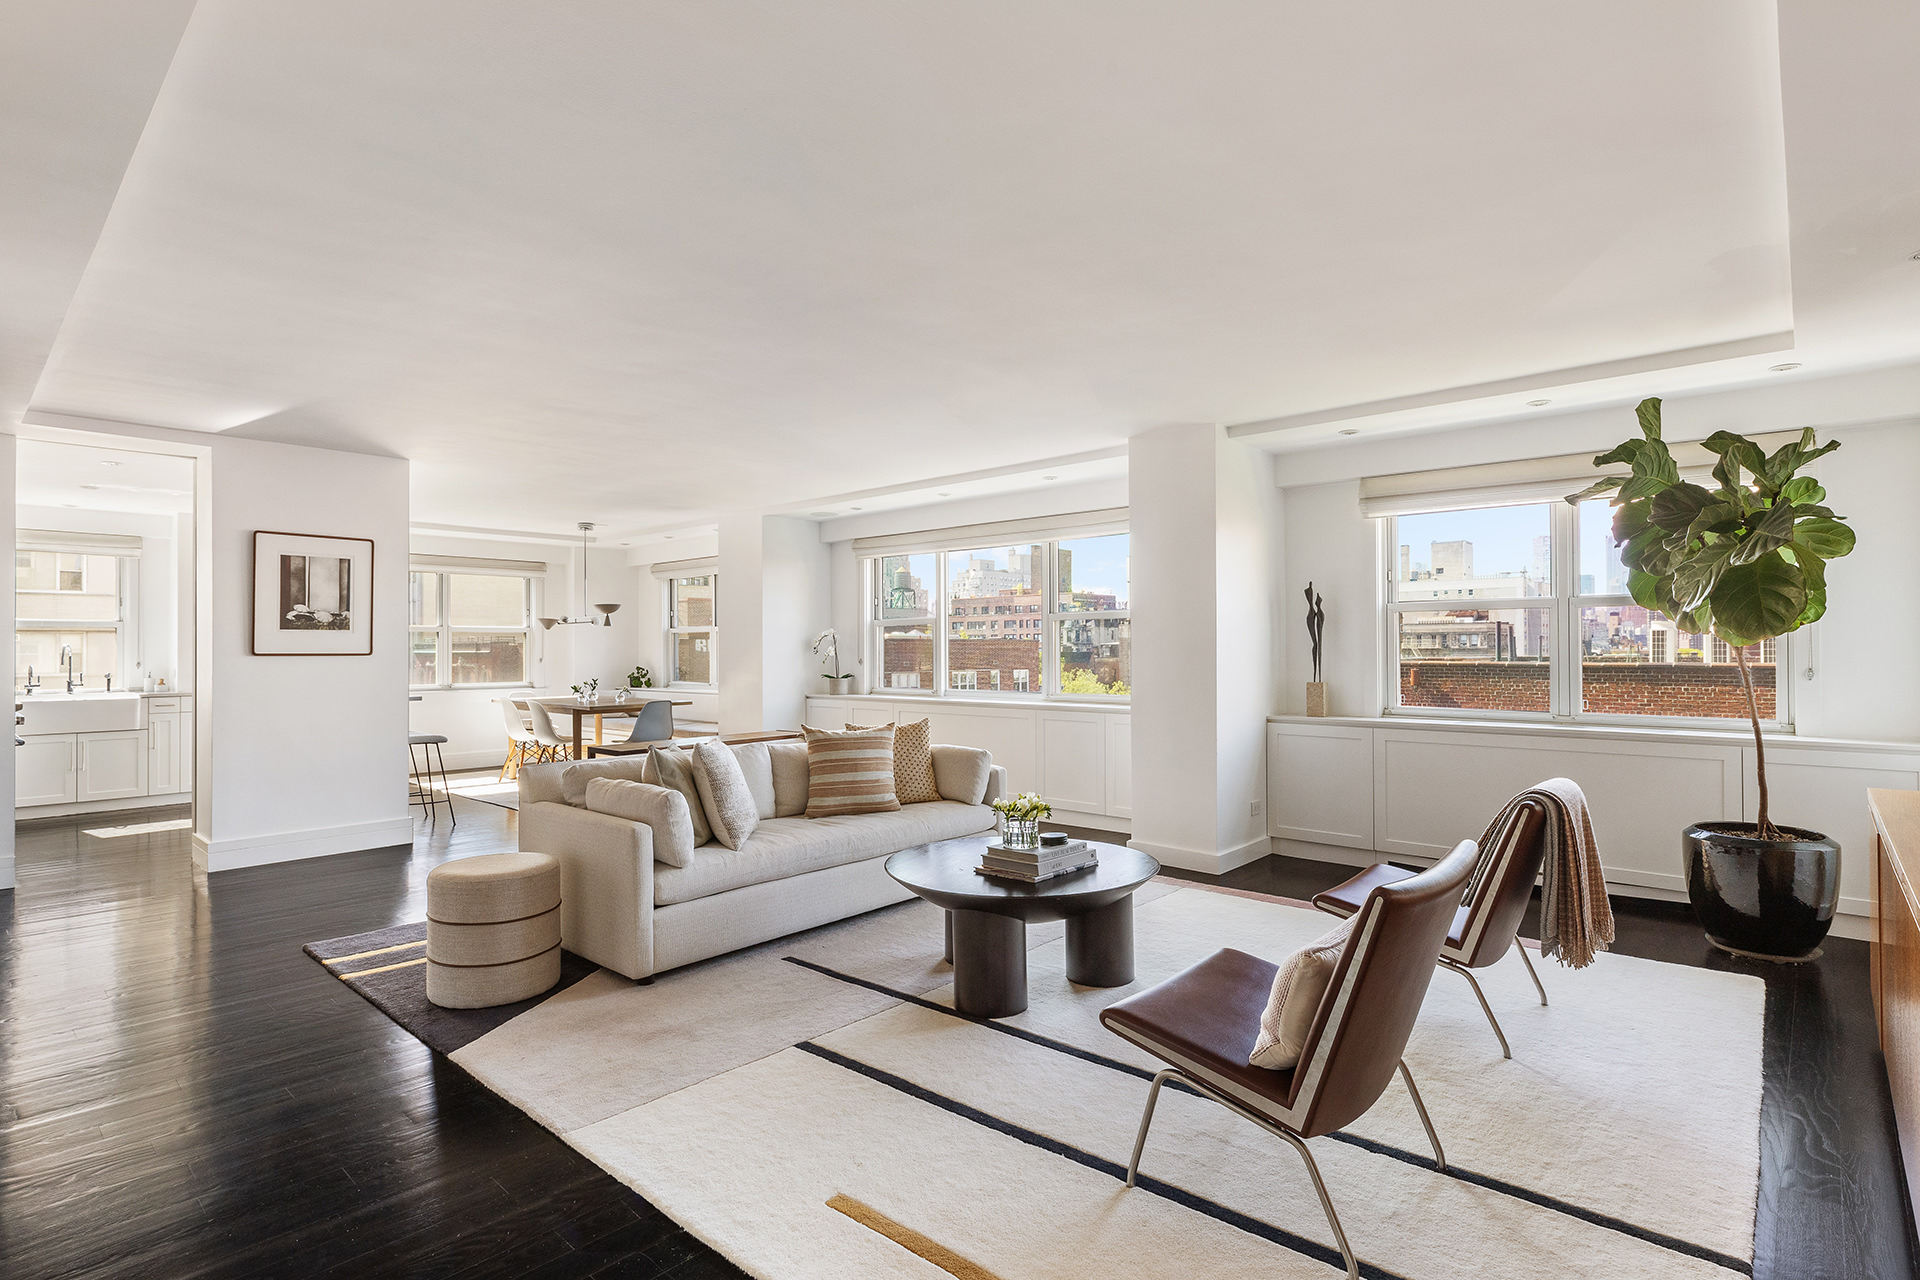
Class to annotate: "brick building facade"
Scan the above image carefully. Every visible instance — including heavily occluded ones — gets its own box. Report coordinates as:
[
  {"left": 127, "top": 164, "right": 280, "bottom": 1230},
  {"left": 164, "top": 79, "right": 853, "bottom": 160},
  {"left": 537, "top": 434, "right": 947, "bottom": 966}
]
[{"left": 1400, "top": 660, "right": 1776, "bottom": 718}]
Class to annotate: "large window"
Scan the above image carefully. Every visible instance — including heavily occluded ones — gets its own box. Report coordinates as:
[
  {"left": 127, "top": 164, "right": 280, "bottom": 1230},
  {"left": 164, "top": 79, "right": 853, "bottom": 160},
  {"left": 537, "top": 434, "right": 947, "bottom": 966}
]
[
  {"left": 868, "top": 530, "right": 1129, "bottom": 699},
  {"left": 1387, "top": 502, "right": 1784, "bottom": 725},
  {"left": 666, "top": 573, "right": 717, "bottom": 687},
  {"left": 17, "top": 549, "right": 131, "bottom": 689},
  {"left": 409, "top": 571, "right": 533, "bottom": 688}
]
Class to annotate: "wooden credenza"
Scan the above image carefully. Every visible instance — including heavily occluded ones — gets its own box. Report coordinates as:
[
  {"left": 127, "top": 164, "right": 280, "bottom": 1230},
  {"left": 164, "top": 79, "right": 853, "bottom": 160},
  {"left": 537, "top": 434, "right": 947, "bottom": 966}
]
[{"left": 1870, "top": 788, "right": 1920, "bottom": 1229}]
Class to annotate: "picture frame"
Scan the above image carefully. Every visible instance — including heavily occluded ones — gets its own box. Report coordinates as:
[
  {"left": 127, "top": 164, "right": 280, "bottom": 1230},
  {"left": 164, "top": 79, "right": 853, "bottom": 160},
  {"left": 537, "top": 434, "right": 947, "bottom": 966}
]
[{"left": 252, "top": 530, "right": 375, "bottom": 656}]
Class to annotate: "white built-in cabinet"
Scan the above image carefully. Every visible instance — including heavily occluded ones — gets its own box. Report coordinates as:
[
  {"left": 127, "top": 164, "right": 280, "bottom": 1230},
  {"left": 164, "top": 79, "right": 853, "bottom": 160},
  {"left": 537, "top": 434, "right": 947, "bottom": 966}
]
[
  {"left": 805, "top": 695, "right": 1132, "bottom": 826},
  {"left": 16, "top": 695, "right": 193, "bottom": 811},
  {"left": 1266, "top": 715, "right": 1920, "bottom": 925}
]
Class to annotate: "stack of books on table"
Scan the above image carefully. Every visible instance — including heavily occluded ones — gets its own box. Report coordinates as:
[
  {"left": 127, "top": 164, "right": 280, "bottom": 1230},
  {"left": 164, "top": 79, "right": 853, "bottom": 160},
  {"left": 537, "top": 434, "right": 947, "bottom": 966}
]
[{"left": 977, "top": 839, "right": 1098, "bottom": 884}]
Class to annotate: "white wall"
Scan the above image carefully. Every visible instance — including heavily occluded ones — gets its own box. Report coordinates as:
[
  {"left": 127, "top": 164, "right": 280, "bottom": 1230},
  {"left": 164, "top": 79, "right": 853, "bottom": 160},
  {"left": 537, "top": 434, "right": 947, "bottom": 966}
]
[
  {"left": 197, "top": 437, "right": 411, "bottom": 870},
  {"left": 17, "top": 503, "right": 183, "bottom": 690},
  {"left": 1279, "top": 480, "right": 1379, "bottom": 717}
]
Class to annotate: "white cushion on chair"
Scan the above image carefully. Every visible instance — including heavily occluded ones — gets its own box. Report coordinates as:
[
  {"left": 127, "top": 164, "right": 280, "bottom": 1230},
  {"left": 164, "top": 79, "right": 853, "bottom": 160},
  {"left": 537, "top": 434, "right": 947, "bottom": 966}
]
[{"left": 1250, "top": 915, "right": 1355, "bottom": 1070}]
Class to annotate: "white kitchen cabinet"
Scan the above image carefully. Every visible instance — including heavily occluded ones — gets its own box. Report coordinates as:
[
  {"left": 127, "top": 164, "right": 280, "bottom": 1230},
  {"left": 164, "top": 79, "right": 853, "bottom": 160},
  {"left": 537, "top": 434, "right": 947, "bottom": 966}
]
[
  {"left": 77, "top": 730, "right": 148, "bottom": 801},
  {"left": 149, "top": 709, "right": 181, "bottom": 794},
  {"left": 17, "top": 735, "right": 78, "bottom": 806}
]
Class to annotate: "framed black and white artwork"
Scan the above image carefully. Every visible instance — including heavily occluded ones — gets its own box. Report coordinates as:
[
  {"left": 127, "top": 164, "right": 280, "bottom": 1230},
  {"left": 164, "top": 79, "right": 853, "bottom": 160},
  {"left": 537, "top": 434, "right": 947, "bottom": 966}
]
[{"left": 252, "top": 531, "right": 374, "bottom": 656}]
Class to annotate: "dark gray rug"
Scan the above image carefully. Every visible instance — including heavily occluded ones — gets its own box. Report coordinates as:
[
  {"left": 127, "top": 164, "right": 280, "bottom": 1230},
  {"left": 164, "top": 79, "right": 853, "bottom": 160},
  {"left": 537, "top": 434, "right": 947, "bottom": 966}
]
[{"left": 304, "top": 921, "right": 597, "bottom": 1055}]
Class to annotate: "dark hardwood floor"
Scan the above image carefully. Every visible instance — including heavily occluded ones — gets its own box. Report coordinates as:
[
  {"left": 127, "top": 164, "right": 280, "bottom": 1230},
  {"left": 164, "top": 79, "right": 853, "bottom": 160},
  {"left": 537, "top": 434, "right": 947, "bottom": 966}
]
[{"left": 1, "top": 798, "right": 1911, "bottom": 1277}]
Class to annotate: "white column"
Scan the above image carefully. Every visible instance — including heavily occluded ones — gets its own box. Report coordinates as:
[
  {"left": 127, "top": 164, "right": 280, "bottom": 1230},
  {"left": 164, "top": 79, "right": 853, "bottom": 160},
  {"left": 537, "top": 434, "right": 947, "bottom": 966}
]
[
  {"left": 0, "top": 435, "right": 14, "bottom": 891},
  {"left": 1128, "top": 423, "right": 1278, "bottom": 873},
  {"left": 718, "top": 514, "right": 829, "bottom": 733}
]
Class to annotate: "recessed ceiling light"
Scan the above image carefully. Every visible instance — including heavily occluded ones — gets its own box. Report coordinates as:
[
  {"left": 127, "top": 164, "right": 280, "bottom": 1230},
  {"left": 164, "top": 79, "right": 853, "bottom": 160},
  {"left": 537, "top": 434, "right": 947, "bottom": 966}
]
[
  {"left": 849, "top": 506, "right": 862, "bottom": 511},
  {"left": 79, "top": 483, "right": 100, "bottom": 490},
  {"left": 937, "top": 492, "right": 951, "bottom": 497},
  {"left": 1769, "top": 362, "right": 1802, "bottom": 372},
  {"left": 1910, "top": 249, "right": 1920, "bottom": 261},
  {"left": 99, "top": 460, "right": 121, "bottom": 468},
  {"left": 60, "top": 503, "right": 77, "bottom": 508},
  {"left": 1042, "top": 475, "right": 1058, "bottom": 481},
  {"left": 1337, "top": 428, "right": 1360, "bottom": 436},
  {"left": 809, "top": 510, "right": 836, "bottom": 517},
  {"left": 663, "top": 535, "right": 673, "bottom": 540},
  {"left": 1526, "top": 399, "right": 1552, "bottom": 407}
]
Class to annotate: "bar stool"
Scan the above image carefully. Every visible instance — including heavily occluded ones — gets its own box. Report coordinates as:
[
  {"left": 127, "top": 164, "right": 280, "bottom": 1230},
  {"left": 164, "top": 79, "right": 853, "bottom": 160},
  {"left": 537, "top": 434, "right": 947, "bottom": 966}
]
[{"left": 410, "top": 733, "right": 455, "bottom": 828}]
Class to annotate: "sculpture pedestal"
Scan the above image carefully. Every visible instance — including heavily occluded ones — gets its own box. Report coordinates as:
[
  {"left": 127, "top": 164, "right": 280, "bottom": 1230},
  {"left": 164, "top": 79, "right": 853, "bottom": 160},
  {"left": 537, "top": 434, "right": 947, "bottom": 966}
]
[{"left": 1306, "top": 682, "right": 1328, "bottom": 717}]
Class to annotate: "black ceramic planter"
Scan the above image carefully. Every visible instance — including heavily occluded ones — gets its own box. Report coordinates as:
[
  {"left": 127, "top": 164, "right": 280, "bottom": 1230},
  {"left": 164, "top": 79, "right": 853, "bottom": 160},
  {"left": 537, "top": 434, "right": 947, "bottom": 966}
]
[{"left": 1683, "top": 821, "right": 1840, "bottom": 962}]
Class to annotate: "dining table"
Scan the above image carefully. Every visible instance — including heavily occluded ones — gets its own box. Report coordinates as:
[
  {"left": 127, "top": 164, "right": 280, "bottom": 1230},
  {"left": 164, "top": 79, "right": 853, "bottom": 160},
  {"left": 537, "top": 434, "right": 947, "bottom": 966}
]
[{"left": 518, "top": 695, "right": 694, "bottom": 759}]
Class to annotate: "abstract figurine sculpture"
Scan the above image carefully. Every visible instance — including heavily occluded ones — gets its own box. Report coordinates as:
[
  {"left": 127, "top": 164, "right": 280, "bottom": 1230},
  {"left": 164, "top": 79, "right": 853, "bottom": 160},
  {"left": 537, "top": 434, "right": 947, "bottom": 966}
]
[{"left": 1304, "top": 582, "right": 1327, "bottom": 716}]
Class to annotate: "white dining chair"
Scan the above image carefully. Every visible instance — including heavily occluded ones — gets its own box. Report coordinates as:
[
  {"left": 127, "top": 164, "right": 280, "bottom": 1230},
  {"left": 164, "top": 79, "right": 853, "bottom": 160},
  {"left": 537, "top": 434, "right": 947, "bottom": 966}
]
[
  {"left": 498, "top": 698, "right": 542, "bottom": 780},
  {"left": 524, "top": 700, "right": 572, "bottom": 763}
]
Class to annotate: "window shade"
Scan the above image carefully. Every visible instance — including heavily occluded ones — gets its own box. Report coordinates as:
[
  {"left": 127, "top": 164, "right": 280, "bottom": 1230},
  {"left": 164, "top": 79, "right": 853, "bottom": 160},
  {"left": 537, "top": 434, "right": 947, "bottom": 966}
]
[
  {"left": 17, "top": 529, "right": 143, "bottom": 555},
  {"left": 408, "top": 554, "right": 546, "bottom": 576},
  {"left": 850, "top": 507, "right": 1128, "bottom": 557},
  {"left": 1356, "top": 433, "right": 1803, "bottom": 518},
  {"left": 651, "top": 556, "right": 718, "bottom": 579}
]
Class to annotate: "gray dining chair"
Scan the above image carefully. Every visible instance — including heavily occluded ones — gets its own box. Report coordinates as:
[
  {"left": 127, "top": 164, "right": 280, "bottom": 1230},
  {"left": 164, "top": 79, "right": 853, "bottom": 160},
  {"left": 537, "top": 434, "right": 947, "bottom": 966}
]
[{"left": 622, "top": 699, "right": 675, "bottom": 746}]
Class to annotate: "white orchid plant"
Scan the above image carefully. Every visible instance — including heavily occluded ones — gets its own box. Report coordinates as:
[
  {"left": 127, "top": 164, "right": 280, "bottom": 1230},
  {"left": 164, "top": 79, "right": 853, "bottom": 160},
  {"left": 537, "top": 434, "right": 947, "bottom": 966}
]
[
  {"left": 811, "top": 628, "right": 851, "bottom": 679},
  {"left": 992, "top": 792, "right": 1052, "bottom": 822}
]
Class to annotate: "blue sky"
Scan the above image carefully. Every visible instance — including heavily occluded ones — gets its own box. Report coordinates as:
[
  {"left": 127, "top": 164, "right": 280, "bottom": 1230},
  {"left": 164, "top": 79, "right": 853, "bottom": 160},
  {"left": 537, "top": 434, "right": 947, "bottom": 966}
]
[{"left": 1395, "top": 502, "right": 1624, "bottom": 589}]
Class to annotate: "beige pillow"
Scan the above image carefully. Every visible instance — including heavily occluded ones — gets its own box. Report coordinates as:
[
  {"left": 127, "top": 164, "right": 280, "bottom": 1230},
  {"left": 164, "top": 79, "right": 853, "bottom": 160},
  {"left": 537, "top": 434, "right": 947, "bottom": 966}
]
[
  {"left": 847, "top": 718, "right": 940, "bottom": 805},
  {"left": 692, "top": 739, "right": 759, "bottom": 850},
  {"left": 729, "top": 741, "right": 776, "bottom": 820},
  {"left": 1249, "top": 916, "right": 1356, "bottom": 1071},
  {"left": 930, "top": 744, "right": 992, "bottom": 805},
  {"left": 644, "top": 746, "right": 712, "bottom": 847},
  {"left": 769, "top": 740, "right": 809, "bottom": 817},
  {"left": 802, "top": 725, "right": 900, "bottom": 818},
  {"left": 558, "top": 755, "right": 651, "bottom": 807},
  {"left": 584, "top": 777, "right": 697, "bottom": 868}
]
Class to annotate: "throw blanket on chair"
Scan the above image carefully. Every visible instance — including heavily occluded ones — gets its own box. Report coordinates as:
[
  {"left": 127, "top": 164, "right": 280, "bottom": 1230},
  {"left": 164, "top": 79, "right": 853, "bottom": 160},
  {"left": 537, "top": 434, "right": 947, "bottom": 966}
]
[{"left": 1474, "top": 778, "right": 1614, "bottom": 969}]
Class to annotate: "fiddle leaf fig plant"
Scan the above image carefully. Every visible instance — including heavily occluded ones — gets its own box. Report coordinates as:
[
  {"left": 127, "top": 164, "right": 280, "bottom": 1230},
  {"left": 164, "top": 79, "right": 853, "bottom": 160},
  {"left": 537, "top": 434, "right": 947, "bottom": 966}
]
[{"left": 1567, "top": 397, "right": 1854, "bottom": 837}]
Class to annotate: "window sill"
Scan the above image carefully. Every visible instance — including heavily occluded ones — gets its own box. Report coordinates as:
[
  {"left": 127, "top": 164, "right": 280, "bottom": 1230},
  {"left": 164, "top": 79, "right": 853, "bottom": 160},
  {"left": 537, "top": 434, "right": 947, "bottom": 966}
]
[
  {"left": 814, "top": 692, "right": 1132, "bottom": 713},
  {"left": 410, "top": 683, "right": 535, "bottom": 693},
  {"left": 1269, "top": 713, "right": 1920, "bottom": 755}
]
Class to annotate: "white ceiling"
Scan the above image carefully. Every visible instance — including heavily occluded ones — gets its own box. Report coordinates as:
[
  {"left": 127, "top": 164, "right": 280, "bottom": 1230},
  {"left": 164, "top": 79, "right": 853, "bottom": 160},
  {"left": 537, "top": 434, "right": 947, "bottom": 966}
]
[
  {"left": 7, "top": 1, "right": 1919, "bottom": 534},
  {"left": 16, "top": 439, "right": 195, "bottom": 516}
]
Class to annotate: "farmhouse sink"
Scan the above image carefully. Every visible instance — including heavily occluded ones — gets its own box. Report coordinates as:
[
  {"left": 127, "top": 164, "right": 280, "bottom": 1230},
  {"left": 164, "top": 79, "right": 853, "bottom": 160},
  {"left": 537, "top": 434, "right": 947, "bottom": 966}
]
[{"left": 16, "top": 692, "right": 146, "bottom": 735}]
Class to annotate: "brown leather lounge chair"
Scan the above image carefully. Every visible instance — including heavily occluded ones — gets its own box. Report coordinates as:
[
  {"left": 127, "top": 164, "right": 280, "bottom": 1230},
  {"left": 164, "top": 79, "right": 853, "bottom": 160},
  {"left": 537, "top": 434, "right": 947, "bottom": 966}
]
[
  {"left": 1312, "top": 795, "right": 1552, "bottom": 1059},
  {"left": 1101, "top": 840, "right": 1477, "bottom": 1280}
]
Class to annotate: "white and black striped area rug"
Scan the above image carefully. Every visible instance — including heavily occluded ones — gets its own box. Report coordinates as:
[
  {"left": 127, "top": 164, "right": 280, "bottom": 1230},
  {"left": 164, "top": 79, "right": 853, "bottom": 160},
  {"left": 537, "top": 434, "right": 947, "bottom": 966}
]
[{"left": 355, "top": 882, "right": 1767, "bottom": 1278}]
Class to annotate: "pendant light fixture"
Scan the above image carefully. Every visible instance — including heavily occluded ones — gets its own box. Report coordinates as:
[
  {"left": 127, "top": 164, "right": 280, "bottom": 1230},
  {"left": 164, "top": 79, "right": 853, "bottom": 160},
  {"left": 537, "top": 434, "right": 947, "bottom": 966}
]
[{"left": 538, "top": 522, "right": 621, "bottom": 629}]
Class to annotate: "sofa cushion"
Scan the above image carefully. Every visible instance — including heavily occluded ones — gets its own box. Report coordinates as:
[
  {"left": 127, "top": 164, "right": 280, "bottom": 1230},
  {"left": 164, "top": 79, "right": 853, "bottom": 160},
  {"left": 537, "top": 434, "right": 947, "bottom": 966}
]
[
  {"left": 644, "top": 746, "right": 712, "bottom": 847},
  {"left": 930, "top": 744, "right": 993, "bottom": 805},
  {"left": 769, "top": 740, "right": 809, "bottom": 817},
  {"left": 729, "top": 741, "right": 776, "bottom": 820},
  {"left": 559, "top": 755, "right": 652, "bottom": 807},
  {"left": 652, "top": 801, "right": 995, "bottom": 905},
  {"left": 803, "top": 725, "right": 901, "bottom": 818},
  {"left": 848, "top": 718, "right": 940, "bottom": 805},
  {"left": 693, "top": 740, "right": 759, "bottom": 850},
  {"left": 585, "top": 777, "right": 697, "bottom": 868}
]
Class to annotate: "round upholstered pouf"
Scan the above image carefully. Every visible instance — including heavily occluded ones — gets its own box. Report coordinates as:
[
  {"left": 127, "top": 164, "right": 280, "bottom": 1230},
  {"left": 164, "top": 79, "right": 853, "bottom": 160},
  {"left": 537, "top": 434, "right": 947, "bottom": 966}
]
[{"left": 425, "top": 852, "right": 563, "bottom": 1009}]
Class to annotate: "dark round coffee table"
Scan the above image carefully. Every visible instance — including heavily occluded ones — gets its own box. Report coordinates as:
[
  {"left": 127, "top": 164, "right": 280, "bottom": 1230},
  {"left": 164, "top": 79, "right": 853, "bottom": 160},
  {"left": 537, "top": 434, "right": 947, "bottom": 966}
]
[{"left": 885, "top": 836, "right": 1160, "bottom": 1017}]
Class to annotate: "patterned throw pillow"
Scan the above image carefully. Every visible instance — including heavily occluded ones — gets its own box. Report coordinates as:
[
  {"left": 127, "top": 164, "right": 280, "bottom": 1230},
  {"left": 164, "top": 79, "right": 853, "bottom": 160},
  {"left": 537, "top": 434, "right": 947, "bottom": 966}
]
[
  {"left": 846, "top": 718, "right": 940, "bottom": 805},
  {"left": 1249, "top": 915, "right": 1356, "bottom": 1070},
  {"left": 802, "top": 725, "right": 901, "bottom": 818}
]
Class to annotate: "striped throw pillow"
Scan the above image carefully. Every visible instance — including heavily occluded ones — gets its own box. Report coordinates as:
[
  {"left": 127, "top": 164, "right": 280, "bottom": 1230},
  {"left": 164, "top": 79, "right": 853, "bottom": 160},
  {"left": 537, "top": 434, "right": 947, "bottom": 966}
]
[
  {"left": 803, "top": 725, "right": 901, "bottom": 818},
  {"left": 846, "top": 718, "right": 940, "bottom": 805}
]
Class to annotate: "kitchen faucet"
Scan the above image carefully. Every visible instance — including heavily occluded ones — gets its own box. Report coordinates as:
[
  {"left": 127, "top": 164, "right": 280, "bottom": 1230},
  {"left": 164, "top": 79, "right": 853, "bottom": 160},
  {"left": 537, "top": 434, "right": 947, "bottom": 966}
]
[
  {"left": 61, "top": 645, "right": 79, "bottom": 694},
  {"left": 23, "top": 666, "right": 38, "bottom": 695}
]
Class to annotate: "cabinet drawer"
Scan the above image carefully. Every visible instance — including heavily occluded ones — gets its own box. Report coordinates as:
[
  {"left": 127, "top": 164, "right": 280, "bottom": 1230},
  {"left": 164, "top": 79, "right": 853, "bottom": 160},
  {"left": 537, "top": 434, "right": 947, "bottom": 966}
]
[{"left": 148, "top": 697, "right": 182, "bottom": 711}]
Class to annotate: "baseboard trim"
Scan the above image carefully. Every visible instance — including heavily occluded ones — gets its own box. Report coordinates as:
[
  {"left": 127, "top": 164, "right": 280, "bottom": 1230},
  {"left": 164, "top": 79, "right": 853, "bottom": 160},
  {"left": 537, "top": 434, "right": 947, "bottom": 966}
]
[
  {"left": 194, "top": 816, "right": 415, "bottom": 873},
  {"left": 1128, "top": 835, "right": 1271, "bottom": 876},
  {"left": 16, "top": 793, "right": 192, "bottom": 821}
]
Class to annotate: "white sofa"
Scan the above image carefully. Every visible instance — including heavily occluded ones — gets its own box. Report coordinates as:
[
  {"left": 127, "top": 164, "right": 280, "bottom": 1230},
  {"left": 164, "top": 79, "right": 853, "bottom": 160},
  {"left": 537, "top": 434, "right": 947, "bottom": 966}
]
[{"left": 517, "top": 742, "right": 1006, "bottom": 980}]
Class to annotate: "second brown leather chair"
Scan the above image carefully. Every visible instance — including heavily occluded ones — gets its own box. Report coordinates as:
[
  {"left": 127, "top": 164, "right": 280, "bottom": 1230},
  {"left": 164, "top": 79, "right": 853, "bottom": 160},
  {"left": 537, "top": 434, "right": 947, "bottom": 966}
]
[
  {"left": 1101, "top": 839, "right": 1478, "bottom": 1280},
  {"left": 1312, "top": 795, "right": 1552, "bottom": 1059}
]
